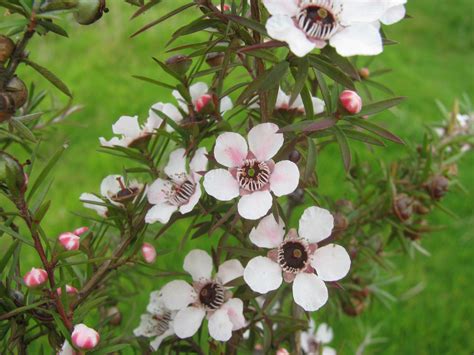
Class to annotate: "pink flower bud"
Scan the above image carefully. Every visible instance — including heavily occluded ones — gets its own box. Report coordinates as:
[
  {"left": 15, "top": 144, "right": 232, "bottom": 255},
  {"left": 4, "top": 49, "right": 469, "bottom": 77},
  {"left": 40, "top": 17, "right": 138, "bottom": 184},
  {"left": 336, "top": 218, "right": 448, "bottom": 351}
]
[
  {"left": 58, "top": 232, "right": 80, "bottom": 251},
  {"left": 195, "top": 94, "right": 213, "bottom": 113},
  {"left": 276, "top": 349, "right": 290, "bottom": 355},
  {"left": 141, "top": 243, "right": 157, "bottom": 263},
  {"left": 340, "top": 90, "right": 362, "bottom": 114},
  {"left": 73, "top": 226, "right": 89, "bottom": 236},
  {"left": 23, "top": 268, "right": 48, "bottom": 288},
  {"left": 56, "top": 284, "right": 78, "bottom": 296},
  {"left": 71, "top": 324, "right": 100, "bottom": 350}
]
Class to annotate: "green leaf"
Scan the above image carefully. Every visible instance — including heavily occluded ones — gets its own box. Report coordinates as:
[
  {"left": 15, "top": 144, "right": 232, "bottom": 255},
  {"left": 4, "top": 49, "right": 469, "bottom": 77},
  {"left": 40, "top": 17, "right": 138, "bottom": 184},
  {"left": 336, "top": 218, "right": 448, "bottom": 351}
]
[
  {"left": 0, "top": 225, "right": 34, "bottom": 247},
  {"left": 227, "top": 14, "right": 267, "bottom": 35},
  {"left": 9, "top": 118, "right": 37, "bottom": 142},
  {"left": 314, "top": 69, "right": 332, "bottom": 113},
  {"left": 348, "top": 118, "right": 404, "bottom": 144},
  {"left": 333, "top": 126, "right": 351, "bottom": 172},
  {"left": 305, "top": 138, "right": 317, "bottom": 183},
  {"left": 354, "top": 96, "right": 406, "bottom": 117},
  {"left": 37, "top": 19, "right": 68, "bottom": 37},
  {"left": 290, "top": 57, "right": 309, "bottom": 107},
  {"left": 341, "top": 127, "right": 386, "bottom": 146},
  {"left": 0, "top": 240, "right": 19, "bottom": 273},
  {"left": 23, "top": 59, "right": 72, "bottom": 97},
  {"left": 309, "top": 55, "right": 355, "bottom": 89}
]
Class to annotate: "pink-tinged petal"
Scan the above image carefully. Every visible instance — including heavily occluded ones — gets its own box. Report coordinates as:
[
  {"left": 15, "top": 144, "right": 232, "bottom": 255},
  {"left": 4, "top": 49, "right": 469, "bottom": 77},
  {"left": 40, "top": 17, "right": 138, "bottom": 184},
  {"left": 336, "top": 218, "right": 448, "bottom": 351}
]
[
  {"left": 311, "top": 244, "right": 351, "bottom": 282},
  {"left": 248, "top": 123, "right": 284, "bottom": 161},
  {"left": 145, "top": 203, "right": 177, "bottom": 224},
  {"left": 58, "top": 341, "right": 75, "bottom": 355},
  {"left": 275, "top": 87, "right": 290, "bottom": 109},
  {"left": 283, "top": 272, "right": 296, "bottom": 283},
  {"left": 249, "top": 214, "right": 285, "bottom": 248},
  {"left": 99, "top": 136, "right": 127, "bottom": 148},
  {"left": 270, "top": 160, "right": 300, "bottom": 197},
  {"left": 237, "top": 190, "right": 273, "bottom": 220},
  {"left": 71, "top": 324, "right": 100, "bottom": 350},
  {"left": 266, "top": 15, "right": 316, "bottom": 57},
  {"left": 195, "top": 94, "right": 213, "bottom": 112},
  {"left": 164, "top": 148, "right": 187, "bottom": 178},
  {"left": 203, "top": 169, "right": 240, "bottom": 201},
  {"left": 112, "top": 115, "right": 141, "bottom": 138},
  {"left": 262, "top": 0, "right": 299, "bottom": 16},
  {"left": 147, "top": 178, "right": 173, "bottom": 205},
  {"left": 322, "top": 346, "right": 337, "bottom": 355},
  {"left": 312, "top": 97, "right": 325, "bottom": 114},
  {"left": 80, "top": 193, "right": 108, "bottom": 217},
  {"left": 189, "top": 82, "right": 209, "bottom": 102},
  {"left": 298, "top": 206, "right": 334, "bottom": 244},
  {"left": 330, "top": 24, "right": 383, "bottom": 57},
  {"left": 150, "top": 328, "right": 175, "bottom": 351},
  {"left": 208, "top": 309, "right": 234, "bottom": 341},
  {"left": 173, "top": 306, "right": 206, "bottom": 338},
  {"left": 161, "top": 280, "right": 196, "bottom": 310},
  {"left": 183, "top": 249, "right": 213, "bottom": 281},
  {"left": 221, "top": 298, "right": 246, "bottom": 330},
  {"left": 172, "top": 90, "right": 189, "bottom": 113},
  {"left": 189, "top": 147, "right": 208, "bottom": 175},
  {"left": 292, "top": 273, "right": 328, "bottom": 311},
  {"left": 214, "top": 132, "right": 248, "bottom": 168},
  {"left": 217, "top": 259, "right": 244, "bottom": 285},
  {"left": 73, "top": 226, "right": 89, "bottom": 236},
  {"left": 179, "top": 183, "right": 201, "bottom": 214},
  {"left": 244, "top": 256, "right": 282, "bottom": 294}
]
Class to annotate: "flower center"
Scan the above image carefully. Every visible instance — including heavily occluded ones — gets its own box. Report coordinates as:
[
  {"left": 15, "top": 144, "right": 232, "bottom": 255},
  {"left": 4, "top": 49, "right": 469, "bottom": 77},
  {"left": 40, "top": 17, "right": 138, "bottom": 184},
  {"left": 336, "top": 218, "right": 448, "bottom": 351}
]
[
  {"left": 199, "top": 282, "right": 225, "bottom": 310},
  {"left": 278, "top": 240, "right": 309, "bottom": 273},
  {"left": 111, "top": 177, "right": 140, "bottom": 202},
  {"left": 153, "top": 311, "right": 173, "bottom": 336},
  {"left": 297, "top": 0, "right": 340, "bottom": 40},
  {"left": 169, "top": 179, "right": 196, "bottom": 206},
  {"left": 236, "top": 159, "right": 271, "bottom": 192}
]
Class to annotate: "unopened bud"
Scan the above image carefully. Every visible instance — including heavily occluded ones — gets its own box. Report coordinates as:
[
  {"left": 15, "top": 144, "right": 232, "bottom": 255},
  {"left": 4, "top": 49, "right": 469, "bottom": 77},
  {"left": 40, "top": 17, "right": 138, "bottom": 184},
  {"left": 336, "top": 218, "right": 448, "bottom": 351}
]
[
  {"left": 106, "top": 306, "right": 122, "bottom": 326},
  {"left": 413, "top": 201, "right": 430, "bottom": 215},
  {"left": 206, "top": 52, "right": 224, "bottom": 67},
  {"left": 6, "top": 76, "right": 28, "bottom": 109},
  {"left": 276, "top": 349, "right": 290, "bottom": 355},
  {"left": 58, "top": 232, "right": 80, "bottom": 251},
  {"left": 56, "top": 284, "right": 78, "bottom": 296},
  {"left": 165, "top": 55, "right": 192, "bottom": 75},
  {"left": 333, "top": 212, "right": 349, "bottom": 232},
  {"left": 24, "top": 268, "right": 48, "bottom": 288},
  {"left": 71, "top": 324, "right": 100, "bottom": 350},
  {"left": 335, "top": 199, "right": 353, "bottom": 213},
  {"left": 289, "top": 188, "right": 305, "bottom": 204},
  {"left": 393, "top": 194, "right": 413, "bottom": 221},
  {"left": 73, "top": 226, "right": 89, "bottom": 236},
  {"left": 0, "top": 152, "right": 26, "bottom": 195},
  {"left": 0, "top": 35, "right": 15, "bottom": 63},
  {"left": 359, "top": 67, "right": 370, "bottom": 79},
  {"left": 426, "top": 175, "right": 449, "bottom": 200},
  {"left": 74, "top": 0, "right": 107, "bottom": 25},
  {"left": 339, "top": 90, "right": 362, "bottom": 115},
  {"left": 195, "top": 93, "right": 215, "bottom": 114},
  {"left": 141, "top": 242, "right": 157, "bottom": 263},
  {"left": 288, "top": 150, "right": 301, "bottom": 163}
]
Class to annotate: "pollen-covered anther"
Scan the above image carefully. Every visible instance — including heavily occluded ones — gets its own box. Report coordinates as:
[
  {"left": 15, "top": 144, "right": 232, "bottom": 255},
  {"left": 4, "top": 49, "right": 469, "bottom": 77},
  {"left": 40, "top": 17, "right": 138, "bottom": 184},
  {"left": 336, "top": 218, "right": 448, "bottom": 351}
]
[
  {"left": 198, "top": 282, "right": 226, "bottom": 310},
  {"left": 236, "top": 159, "right": 271, "bottom": 192},
  {"left": 277, "top": 240, "right": 310, "bottom": 273}
]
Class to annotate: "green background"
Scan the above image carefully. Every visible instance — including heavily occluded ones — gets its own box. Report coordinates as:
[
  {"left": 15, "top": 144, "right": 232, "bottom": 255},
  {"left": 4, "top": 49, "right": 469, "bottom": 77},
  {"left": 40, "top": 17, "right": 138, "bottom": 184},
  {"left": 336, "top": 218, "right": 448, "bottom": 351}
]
[{"left": 9, "top": 0, "right": 474, "bottom": 353}]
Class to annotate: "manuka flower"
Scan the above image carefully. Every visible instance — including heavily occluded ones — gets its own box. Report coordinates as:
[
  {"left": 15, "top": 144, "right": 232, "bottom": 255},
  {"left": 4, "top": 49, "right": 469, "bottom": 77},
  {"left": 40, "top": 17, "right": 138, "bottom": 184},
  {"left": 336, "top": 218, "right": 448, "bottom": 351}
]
[
  {"left": 301, "top": 320, "right": 336, "bottom": 355},
  {"left": 146, "top": 148, "right": 207, "bottom": 224},
  {"left": 204, "top": 123, "right": 300, "bottom": 220},
  {"left": 99, "top": 114, "right": 162, "bottom": 148},
  {"left": 263, "top": 0, "right": 394, "bottom": 57},
  {"left": 243, "top": 206, "right": 351, "bottom": 311},
  {"left": 134, "top": 289, "right": 177, "bottom": 351},
  {"left": 160, "top": 250, "right": 246, "bottom": 342},
  {"left": 173, "top": 82, "right": 233, "bottom": 115}
]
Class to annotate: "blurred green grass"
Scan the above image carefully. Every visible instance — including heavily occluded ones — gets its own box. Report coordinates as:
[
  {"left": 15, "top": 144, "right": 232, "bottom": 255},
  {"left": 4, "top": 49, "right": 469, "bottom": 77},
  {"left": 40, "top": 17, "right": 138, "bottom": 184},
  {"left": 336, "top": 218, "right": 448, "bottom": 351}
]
[{"left": 10, "top": 0, "right": 474, "bottom": 353}]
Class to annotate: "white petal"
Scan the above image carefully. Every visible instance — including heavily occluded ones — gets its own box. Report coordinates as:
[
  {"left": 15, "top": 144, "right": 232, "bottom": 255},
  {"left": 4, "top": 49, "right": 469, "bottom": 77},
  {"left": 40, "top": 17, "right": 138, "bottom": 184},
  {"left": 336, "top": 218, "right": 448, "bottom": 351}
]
[
  {"left": 172, "top": 89, "right": 188, "bottom": 113},
  {"left": 183, "top": 249, "right": 213, "bottom": 281},
  {"left": 237, "top": 190, "right": 273, "bottom": 220},
  {"left": 266, "top": 15, "right": 316, "bottom": 57},
  {"left": 292, "top": 273, "right": 328, "bottom": 312},
  {"left": 150, "top": 328, "right": 174, "bottom": 351},
  {"left": 147, "top": 178, "right": 173, "bottom": 205},
  {"left": 189, "top": 147, "right": 208, "bottom": 175},
  {"left": 214, "top": 132, "right": 248, "bottom": 168},
  {"left": 220, "top": 96, "right": 233, "bottom": 114},
  {"left": 161, "top": 280, "right": 196, "bottom": 310},
  {"left": 330, "top": 24, "right": 383, "bottom": 57},
  {"left": 311, "top": 97, "right": 326, "bottom": 114},
  {"left": 100, "top": 175, "right": 122, "bottom": 198},
  {"left": 80, "top": 193, "right": 107, "bottom": 217},
  {"left": 262, "top": 0, "right": 299, "bottom": 16},
  {"left": 380, "top": 4, "right": 406, "bottom": 25},
  {"left": 248, "top": 123, "right": 284, "bottom": 161},
  {"left": 217, "top": 259, "right": 244, "bottom": 285},
  {"left": 145, "top": 203, "right": 177, "bottom": 224},
  {"left": 164, "top": 148, "right": 187, "bottom": 178},
  {"left": 275, "top": 87, "right": 290, "bottom": 109},
  {"left": 134, "top": 313, "right": 159, "bottom": 337},
  {"left": 244, "top": 256, "right": 282, "bottom": 294},
  {"left": 208, "top": 309, "right": 234, "bottom": 341},
  {"left": 270, "top": 160, "right": 300, "bottom": 197},
  {"left": 316, "top": 323, "right": 334, "bottom": 344},
  {"left": 298, "top": 206, "right": 334, "bottom": 243},
  {"left": 322, "top": 346, "right": 337, "bottom": 355},
  {"left": 112, "top": 115, "right": 141, "bottom": 138},
  {"left": 339, "top": 0, "right": 388, "bottom": 24},
  {"left": 179, "top": 183, "right": 201, "bottom": 214},
  {"left": 189, "top": 82, "right": 209, "bottom": 102},
  {"left": 173, "top": 307, "right": 206, "bottom": 338},
  {"left": 203, "top": 169, "right": 240, "bottom": 201},
  {"left": 99, "top": 136, "right": 127, "bottom": 148},
  {"left": 249, "top": 214, "right": 285, "bottom": 248},
  {"left": 147, "top": 290, "right": 165, "bottom": 314},
  {"left": 162, "top": 102, "right": 184, "bottom": 124},
  {"left": 221, "top": 298, "right": 246, "bottom": 330},
  {"left": 311, "top": 244, "right": 351, "bottom": 282}
]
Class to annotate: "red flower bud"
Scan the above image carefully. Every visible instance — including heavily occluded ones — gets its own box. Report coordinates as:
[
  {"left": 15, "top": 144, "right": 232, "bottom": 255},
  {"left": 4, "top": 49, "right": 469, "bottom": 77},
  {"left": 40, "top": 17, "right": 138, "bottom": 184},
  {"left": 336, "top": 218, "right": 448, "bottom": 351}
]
[
  {"left": 56, "top": 284, "right": 78, "bottom": 296},
  {"left": 141, "top": 242, "right": 157, "bottom": 263},
  {"left": 340, "top": 90, "right": 362, "bottom": 114},
  {"left": 23, "top": 268, "right": 48, "bottom": 288},
  {"left": 71, "top": 324, "right": 100, "bottom": 350},
  {"left": 195, "top": 94, "right": 213, "bottom": 113},
  {"left": 58, "top": 232, "right": 80, "bottom": 251}
]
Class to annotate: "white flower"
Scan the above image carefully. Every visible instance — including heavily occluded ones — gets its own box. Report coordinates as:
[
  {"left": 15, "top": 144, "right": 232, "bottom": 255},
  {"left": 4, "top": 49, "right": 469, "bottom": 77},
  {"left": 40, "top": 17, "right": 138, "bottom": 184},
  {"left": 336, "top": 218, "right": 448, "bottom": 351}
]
[
  {"left": 80, "top": 175, "right": 144, "bottom": 216},
  {"left": 148, "top": 102, "right": 184, "bottom": 132},
  {"left": 99, "top": 114, "right": 162, "bottom": 148},
  {"left": 134, "top": 290, "right": 177, "bottom": 351},
  {"left": 263, "top": 0, "right": 394, "bottom": 57},
  {"left": 379, "top": 0, "right": 407, "bottom": 26},
  {"left": 276, "top": 87, "right": 325, "bottom": 114},
  {"left": 456, "top": 114, "right": 470, "bottom": 128},
  {"left": 172, "top": 82, "right": 233, "bottom": 115},
  {"left": 146, "top": 148, "right": 208, "bottom": 224},
  {"left": 160, "top": 249, "right": 246, "bottom": 342},
  {"left": 301, "top": 319, "right": 336, "bottom": 355},
  {"left": 243, "top": 206, "right": 351, "bottom": 311},
  {"left": 203, "top": 123, "right": 300, "bottom": 220}
]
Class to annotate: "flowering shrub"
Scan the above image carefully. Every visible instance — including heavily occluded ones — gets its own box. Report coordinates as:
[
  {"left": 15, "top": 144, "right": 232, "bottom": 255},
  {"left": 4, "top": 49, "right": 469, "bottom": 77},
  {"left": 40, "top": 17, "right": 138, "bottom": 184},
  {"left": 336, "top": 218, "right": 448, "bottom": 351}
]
[{"left": 0, "top": 0, "right": 472, "bottom": 353}]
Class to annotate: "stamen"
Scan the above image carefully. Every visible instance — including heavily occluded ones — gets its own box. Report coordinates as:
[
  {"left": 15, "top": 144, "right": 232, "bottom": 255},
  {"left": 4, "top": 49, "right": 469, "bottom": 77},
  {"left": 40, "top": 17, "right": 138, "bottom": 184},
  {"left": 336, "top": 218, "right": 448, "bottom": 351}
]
[
  {"left": 169, "top": 180, "right": 196, "bottom": 206},
  {"left": 278, "top": 240, "right": 309, "bottom": 273},
  {"left": 199, "top": 282, "right": 225, "bottom": 310},
  {"left": 236, "top": 159, "right": 271, "bottom": 192},
  {"left": 296, "top": 0, "right": 341, "bottom": 41},
  {"left": 153, "top": 311, "right": 173, "bottom": 335}
]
